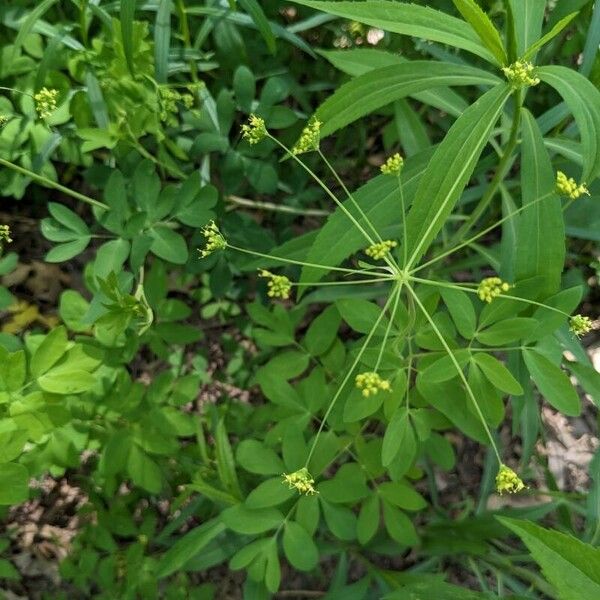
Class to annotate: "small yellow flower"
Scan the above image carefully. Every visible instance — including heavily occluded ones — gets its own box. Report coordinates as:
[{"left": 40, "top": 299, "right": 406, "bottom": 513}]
[
  {"left": 477, "top": 277, "right": 511, "bottom": 303},
  {"left": 292, "top": 117, "right": 321, "bottom": 155},
  {"left": 556, "top": 171, "right": 589, "bottom": 200},
  {"left": 355, "top": 371, "right": 391, "bottom": 397},
  {"left": 380, "top": 153, "right": 404, "bottom": 175},
  {"left": 364, "top": 240, "right": 397, "bottom": 260},
  {"left": 0, "top": 115, "right": 8, "bottom": 128},
  {"left": 199, "top": 221, "right": 226, "bottom": 258},
  {"left": 0, "top": 224, "right": 12, "bottom": 244},
  {"left": 495, "top": 464, "right": 526, "bottom": 494},
  {"left": 502, "top": 61, "right": 540, "bottom": 87},
  {"left": 33, "top": 87, "right": 59, "bottom": 119},
  {"left": 283, "top": 468, "right": 317, "bottom": 495},
  {"left": 158, "top": 87, "right": 183, "bottom": 121},
  {"left": 241, "top": 114, "right": 267, "bottom": 144},
  {"left": 570, "top": 314, "right": 593, "bottom": 337},
  {"left": 258, "top": 270, "right": 292, "bottom": 299}
]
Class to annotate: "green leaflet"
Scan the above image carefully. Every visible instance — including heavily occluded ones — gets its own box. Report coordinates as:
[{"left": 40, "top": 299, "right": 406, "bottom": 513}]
[
  {"left": 290, "top": 0, "right": 497, "bottom": 64},
  {"left": 522, "top": 349, "right": 581, "bottom": 417},
  {"left": 522, "top": 12, "right": 579, "bottom": 61},
  {"left": 319, "top": 49, "right": 469, "bottom": 117},
  {"left": 451, "top": 0, "right": 507, "bottom": 66},
  {"left": 514, "top": 109, "right": 565, "bottom": 297},
  {"left": 238, "top": 0, "right": 277, "bottom": 54},
  {"left": 538, "top": 66, "right": 600, "bottom": 182},
  {"left": 499, "top": 517, "right": 600, "bottom": 600},
  {"left": 315, "top": 61, "right": 500, "bottom": 138},
  {"left": 156, "top": 519, "right": 225, "bottom": 578},
  {"left": 404, "top": 84, "right": 511, "bottom": 268},
  {"left": 299, "top": 148, "right": 433, "bottom": 288}
]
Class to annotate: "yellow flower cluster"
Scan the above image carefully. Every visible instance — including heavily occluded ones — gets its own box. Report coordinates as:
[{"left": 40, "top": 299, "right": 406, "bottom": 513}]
[
  {"left": 259, "top": 270, "right": 291, "bottom": 299},
  {"left": 570, "top": 314, "right": 593, "bottom": 337},
  {"left": 241, "top": 114, "right": 267, "bottom": 144},
  {"left": 158, "top": 87, "right": 194, "bottom": 121},
  {"left": 380, "top": 153, "right": 404, "bottom": 175},
  {"left": 292, "top": 117, "right": 321, "bottom": 155},
  {"left": 477, "top": 277, "right": 511, "bottom": 303},
  {"left": 355, "top": 371, "right": 391, "bottom": 397},
  {"left": 199, "top": 221, "right": 226, "bottom": 258},
  {"left": 556, "top": 171, "right": 589, "bottom": 200},
  {"left": 0, "top": 224, "right": 12, "bottom": 244},
  {"left": 502, "top": 61, "right": 540, "bottom": 87},
  {"left": 495, "top": 464, "right": 526, "bottom": 494},
  {"left": 365, "top": 240, "right": 397, "bottom": 260},
  {"left": 0, "top": 115, "right": 8, "bottom": 128},
  {"left": 34, "top": 87, "right": 59, "bottom": 119},
  {"left": 283, "top": 468, "right": 317, "bottom": 495}
]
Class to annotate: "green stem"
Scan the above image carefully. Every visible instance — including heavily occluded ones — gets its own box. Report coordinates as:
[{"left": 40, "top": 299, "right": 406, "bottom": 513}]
[
  {"left": 175, "top": 0, "right": 198, "bottom": 82},
  {"left": 268, "top": 135, "right": 379, "bottom": 251},
  {"left": 226, "top": 243, "right": 387, "bottom": 277},
  {"left": 318, "top": 149, "right": 383, "bottom": 244},
  {"left": 374, "top": 284, "right": 402, "bottom": 371},
  {"left": 449, "top": 89, "right": 523, "bottom": 244},
  {"left": 411, "top": 191, "right": 554, "bottom": 274},
  {"left": 398, "top": 171, "right": 408, "bottom": 267},
  {"left": 304, "top": 285, "right": 400, "bottom": 467},
  {"left": 405, "top": 283, "right": 502, "bottom": 464},
  {"left": 318, "top": 149, "right": 398, "bottom": 273},
  {"left": 294, "top": 277, "right": 394, "bottom": 288},
  {"left": 0, "top": 158, "right": 109, "bottom": 211},
  {"left": 410, "top": 276, "right": 570, "bottom": 319}
]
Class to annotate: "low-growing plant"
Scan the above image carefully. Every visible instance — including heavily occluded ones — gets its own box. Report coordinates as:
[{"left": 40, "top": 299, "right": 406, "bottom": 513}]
[{"left": 0, "top": 1, "right": 600, "bottom": 599}]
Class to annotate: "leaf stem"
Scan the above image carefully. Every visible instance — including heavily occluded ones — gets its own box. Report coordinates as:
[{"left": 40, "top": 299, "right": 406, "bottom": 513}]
[
  {"left": 410, "top": 276, "right": 571, "bottom": 318},
  {"left": 411, "top": 191, "right": 554, "bottom": 274},
  {"left": 226, "top": 242, "right": 387, "bottom": 277},
  {"left": 0, "top": 158, "right": 109, "bottom": 211},
  {"left": 304, "top": 284, "right": 400, "bottom": 468},
  {"left": 267, "top": 135, "right": 380, "bottom": 251},
  {"left": 405, "top": 283, "right": 502, "bottom": 464}
]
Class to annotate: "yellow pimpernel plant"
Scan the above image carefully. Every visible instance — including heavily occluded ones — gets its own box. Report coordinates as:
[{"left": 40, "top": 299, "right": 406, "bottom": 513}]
[{"left": 196, "top": 109, "right": 597, "bottom": 501}]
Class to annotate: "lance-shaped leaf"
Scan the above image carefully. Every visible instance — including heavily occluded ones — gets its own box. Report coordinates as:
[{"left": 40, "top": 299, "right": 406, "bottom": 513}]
[
  {"left": 514, "top": 109, "right": 565, "bottom": 297},
  {"left": 538, "top": 66, "right": 600, "bottom": 182},
  {"left": 498, "top": 517, "right": 600, "bottom": 600},
  {"left": 319, "top": 49, "right": 469, "bottom": 117},
  {"left": 290, "top": 0, "right": 496, "bottom": 63},
  {"left": 452, "top": 0, "right": 507, "bottom": 66},
  {"left": 522, "top": 12, "right": 579, "bottom": 61},
  {"left": 404, "top": 84, "right": 511, "bottom": 268},
  {"left": 507, "top": 0, "right": 545, "bottom": 58},
  {"left": 315, "top": 61, "right": 500, "bottom": 138}
]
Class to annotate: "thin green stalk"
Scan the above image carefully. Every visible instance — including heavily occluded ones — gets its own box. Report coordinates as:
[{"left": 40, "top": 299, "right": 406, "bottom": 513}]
[
  {"left": 304, "top": 285, "right": 400, "bottom": 467},
  {"left": 374, "top": 284, "right": 402, "bottom": 371},
  {"left": 175, "top": 0, "right": 198, "bottom": 82},
  {"left": 226, "top": 242, "right": 387, "bottom": 277},
  {"left": 412, "top": 190, "right": 554, "bottom": 275},
  {"left": 293, "top": 277, "right": 394, "bottom": 288},
  {"left": 268, "top": 135, "right": 379, "bottom": 250},
  {"left": 318, "top": 149, "right": 398, "bottom": 273},
  {"left": 405, "top": 283, "right": 502, "bottom": 464},
  {"left": 450, "top": 89, "right": 523, "bottom": 244},
  {"left": 0, "top": 158, "right": 109, "bottom": 211},
  {"left": 410, "top": 276, "right": 570, "bottom": 319},
  {"left": 397, "top": 171, "right": 408, "bottom": 267},
  {"left": 318, "top": 149, "right": 383, "bottom": 244}
]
